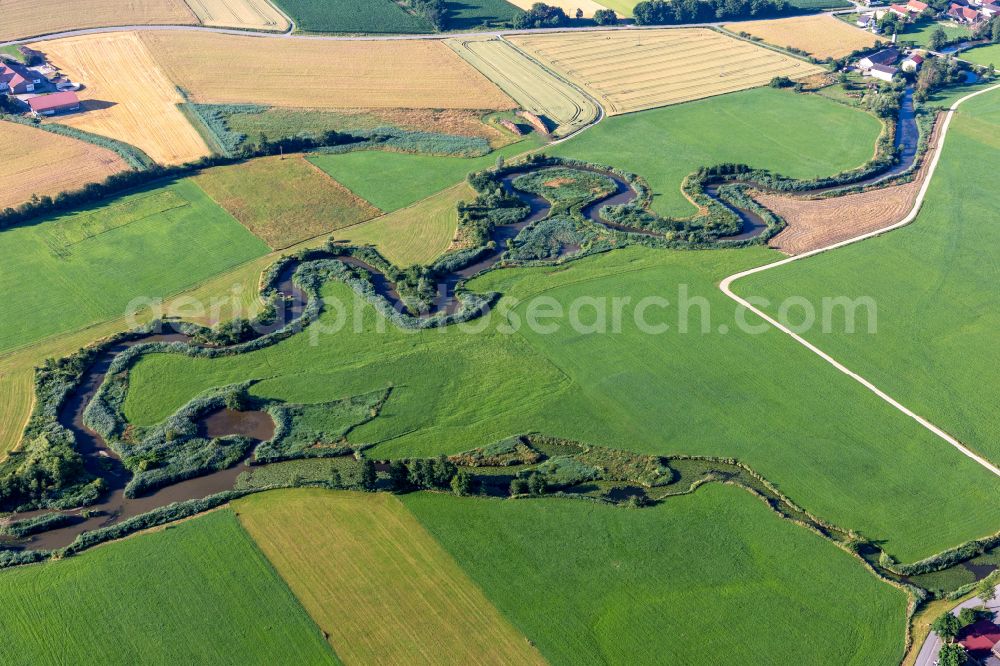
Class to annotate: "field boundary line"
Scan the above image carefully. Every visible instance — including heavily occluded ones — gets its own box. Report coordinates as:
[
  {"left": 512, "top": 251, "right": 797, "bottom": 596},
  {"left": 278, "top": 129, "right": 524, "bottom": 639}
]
[{"left": 720, "top": 83, "right": 1000, "bottom": 477}]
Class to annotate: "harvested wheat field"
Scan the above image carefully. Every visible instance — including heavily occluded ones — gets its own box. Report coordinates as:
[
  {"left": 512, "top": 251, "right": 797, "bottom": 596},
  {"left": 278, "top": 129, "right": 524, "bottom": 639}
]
[
  {"left": 336, "top": 182, "right": 473, "bottom": 266},
  {"left": 505, "top": 0, "right": 611, "bottom": 18},
  {"left": 0, "top": 121, "right": 128, "bottom": 211},
  {"left": 194, "top": 155, "right": 382, "bottom": 249},
  {"left": 448, "top": 37, "right": 599, "bottom": 136},
  {"left": 184, "top": 0, "right": 290, "bottom": 30},
  {"left": 508, "top": 29, "right": 824, "bottom": 114},
  {"left": 32, "top": 33, "right": 211, "bottom": 165},
  {"left": 760, "top": 137, "right": 938, "bottom": 254},
  {"left": 0, "top": 0, "right": 196, "bottom": 42},
  {"left": 235, "top": 489, "right": 547, "bottom": 666},
  {"left": 725, "top": 15, "right": 878, "bottom": 59},
  {"left": 141, "top": 31, "right": 516, "bottom": 110}
]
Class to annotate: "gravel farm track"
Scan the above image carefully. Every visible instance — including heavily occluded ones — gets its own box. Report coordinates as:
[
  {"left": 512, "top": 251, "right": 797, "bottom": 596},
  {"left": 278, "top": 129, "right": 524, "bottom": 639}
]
[{"left": 721, "top": 82, "right": 1000, "bottom": 480}]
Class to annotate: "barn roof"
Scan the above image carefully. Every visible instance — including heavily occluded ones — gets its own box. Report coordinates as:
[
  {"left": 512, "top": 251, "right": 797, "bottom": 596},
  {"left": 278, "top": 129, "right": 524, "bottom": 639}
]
[{"left": 27, "top": 91, "right": 80, "bottom": 112}]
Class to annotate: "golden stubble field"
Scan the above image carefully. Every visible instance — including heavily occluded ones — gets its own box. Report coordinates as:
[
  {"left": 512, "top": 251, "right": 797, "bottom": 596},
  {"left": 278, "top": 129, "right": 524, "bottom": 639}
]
[
  {"left": 141, "top": 31, "right": 517, "bottom": 110},
  {"left": 508, "top": 28, "right": 825, "bottom": 114},
  {"left": 0, "top": 0, "right": 197, "bottom": 41},
  {"left": 235, "top": 489, "right": 547, "bottom": 666},
  {"left": 184, "top": 0, "right": 290, "bottom": 30},
  {"left": 0, "top": 121, "right": 128, "bottom": 211},
  {"left": 725, "top": 15, "right": 879, "bottom": 59},
  {"left": 447, "top": 36, "right": 600, "bottom": 136},
  {"left": 31, "top": 32, "right": 212, "bottom": 165}
]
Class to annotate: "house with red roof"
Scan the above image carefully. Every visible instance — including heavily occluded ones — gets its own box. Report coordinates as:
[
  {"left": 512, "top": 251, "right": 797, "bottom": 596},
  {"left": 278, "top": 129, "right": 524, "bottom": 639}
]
[
  {"left": 902, "top": 53, "right": 925, "bottom": 72},
  {"left": 907, "top": 0, "right": 929, "bottom": 11},
  {"left": 949, "top": 3, "right": 985, "bottom": 22},
  {"left": 958, "top": 618, "right": 1000, "bottom": 665},
  {"left": 890, "top": 3, "right": 914, "bottom": 18},
  {"left": 26, "top": 91, "right": 80, "bottom": 116},
  {"left": 0, "top": 62, "right": 37, "bottom": 94}
]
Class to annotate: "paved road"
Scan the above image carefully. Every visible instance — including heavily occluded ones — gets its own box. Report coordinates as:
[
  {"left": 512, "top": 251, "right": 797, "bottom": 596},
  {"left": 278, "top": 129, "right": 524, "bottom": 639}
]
[
  {"left": 915, "top": 585, "right": 1000, "bottom": 666},
  {"left": 720, "top": 82, "right": 1000, "bottom": 478},
  {"left": 0, "top": 12, "right": 848, "bottom": 47}
]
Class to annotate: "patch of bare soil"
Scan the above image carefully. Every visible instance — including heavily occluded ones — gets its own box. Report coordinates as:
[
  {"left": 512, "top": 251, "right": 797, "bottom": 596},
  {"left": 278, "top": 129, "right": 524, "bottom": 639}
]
[{"left": 761, "top": 118, "right": 941, "bottom": 255}]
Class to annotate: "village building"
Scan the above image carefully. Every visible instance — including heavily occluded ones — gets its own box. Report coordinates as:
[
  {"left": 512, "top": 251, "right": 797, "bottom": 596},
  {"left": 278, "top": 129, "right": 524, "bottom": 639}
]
[
  {"left": 26, "top": 91, "right": 80, "bottom": 116},
  {"left": 0, "top": 62, "right": 38, "bottom": 94},
  {"left": 907, "top": 0, "right": 929, "bottom": 11},
  {"left": 901, "top": 53, "right": 925, "bottom": 71},
  {"left": 890, "top": 3, "right": 914, "bottom": 18},
  {"left": 857, "top": 47, "right": 901, "bottom": 71},
  {"left": 867, "top": 63, "right": 899, "bottom": 81},
  {"left": 949, "top": 3, "right": 985, "bottom": 22}
]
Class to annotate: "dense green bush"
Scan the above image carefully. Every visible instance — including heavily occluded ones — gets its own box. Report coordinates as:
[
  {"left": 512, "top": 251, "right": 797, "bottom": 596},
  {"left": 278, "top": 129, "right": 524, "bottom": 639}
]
[
  {"left": 633, "top": 0, "right": 799, "bottom": 25},
  {"left": 0, "top": 512, "right": 78, "bottom": 538}
]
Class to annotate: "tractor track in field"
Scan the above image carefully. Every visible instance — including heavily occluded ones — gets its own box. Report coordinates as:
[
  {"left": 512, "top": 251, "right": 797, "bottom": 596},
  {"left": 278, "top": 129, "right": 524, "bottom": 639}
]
[{"left": 719, "top": 82, "right": 1000, "bottom": 478}]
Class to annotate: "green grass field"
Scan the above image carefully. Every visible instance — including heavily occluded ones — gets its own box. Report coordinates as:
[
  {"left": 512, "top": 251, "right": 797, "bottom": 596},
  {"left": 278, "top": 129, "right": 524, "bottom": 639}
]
[
  {"left": 899, "top": 18, "right": 971, "bottom": 48},
  {"left": 445, "top": 0, "right": 523, "bottom": 29},
  {"left": 308, "top": 137, "right": 541, "bottom": 213},
  {"left": 121, "top": 242, "right": 1000, "bottom": 562},
  {"left": 193, "top": 155, "right": 382, "bottom": 249},
  {"left": 274, "top": 0, "right": 433, "bottom": 33},
  {"left": 0, "top": 510, "right": 336, "bottom": 664},
  {"left": 335, "top": 182, "right": 472, "bottom": 266},
  {"left": 0, "top": 179, "right": 268, "bottom": 354},
  {"left": 962, "top": 43, "right": 1000, "bottom": 68},
  {"left": 590, "top": 0, "right": 636, "bottom": 15},
  {"left": 553, "top": 87, "right": 882, "bottom": 217},
  {"left": 737, "top": 90, "right": 1000, "bottom": 466},
  {"left": 403, "top": 485, "right": 907, "bottom": 665},
  {"left": 235, "top": 489, "right": 545, "bottom": 664}
]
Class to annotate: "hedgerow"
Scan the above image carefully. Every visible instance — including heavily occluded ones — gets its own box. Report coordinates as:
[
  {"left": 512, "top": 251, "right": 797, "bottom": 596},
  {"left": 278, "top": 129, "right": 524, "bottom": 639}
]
[
  {"left": 0, "top": 512, "right": 78, "bottom": 538},
  {"left": 0, "top": 115, "right": 154, "bottom": 169}
]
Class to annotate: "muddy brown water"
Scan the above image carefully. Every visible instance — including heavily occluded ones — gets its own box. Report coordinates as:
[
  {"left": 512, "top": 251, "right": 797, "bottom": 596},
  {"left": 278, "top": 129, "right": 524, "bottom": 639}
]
[{"left": 199, "top": 408, "right": 275, "bottom": 441}]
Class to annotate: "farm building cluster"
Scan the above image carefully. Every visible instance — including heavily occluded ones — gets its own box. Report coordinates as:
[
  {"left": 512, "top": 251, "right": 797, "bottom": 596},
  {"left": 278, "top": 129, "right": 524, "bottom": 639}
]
[
  {"left": 856, "top": 0, "right": 1000, "bottom": 32},
  {"left": 854, "top": 46, "right": 926, "bottom": 81},
  {"left": 0, "top": 46, "right": 82, "bottom": 116}
]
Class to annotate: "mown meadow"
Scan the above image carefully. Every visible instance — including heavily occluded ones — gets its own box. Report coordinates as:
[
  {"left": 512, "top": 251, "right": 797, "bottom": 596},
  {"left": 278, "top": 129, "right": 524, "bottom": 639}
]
[
  {"left": 403, "top": 484, "right": 908, "bottom": 665},
  {"left": 0, "top": 510, "right": 336, "bottom": 664},
  {"left": 552, "top": 87, "right": 883, "bottom": 217},
  {"left": 308, "top": 135, "right": 543, "bottom": 212},
  {"left": 121, "top": 244, "right": 1000, "bottom": 562},
  {"left": 0, "top": 179, "right": 268, "bottom": 354},
  {"left": 738, "top": 90, "right": 1000, "bottom": 465}
]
